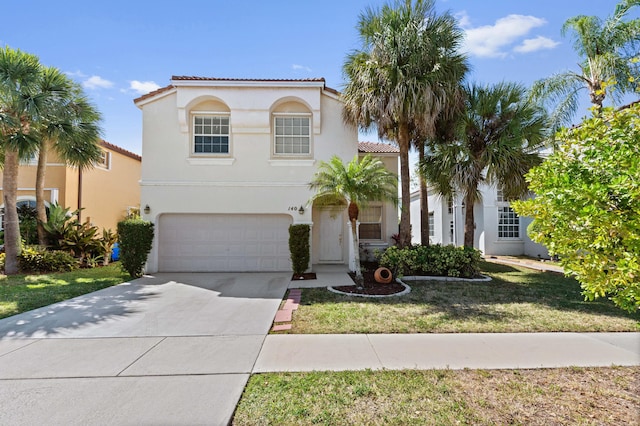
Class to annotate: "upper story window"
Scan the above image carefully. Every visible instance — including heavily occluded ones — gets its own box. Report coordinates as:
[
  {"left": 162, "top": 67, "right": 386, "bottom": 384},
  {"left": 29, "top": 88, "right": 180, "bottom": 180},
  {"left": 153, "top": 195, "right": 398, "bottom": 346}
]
[
  {"left": 359, "top": 205, "right": 383, "bottom": 240},
  {"left": 274, "top": 116, "right": 310, "bottom": 155},
  {"left": 97, "top": 150, "right": 111, "bottom": 169},
  {"left": 194, "top": 115, "right": 230, "bottom": 154}
]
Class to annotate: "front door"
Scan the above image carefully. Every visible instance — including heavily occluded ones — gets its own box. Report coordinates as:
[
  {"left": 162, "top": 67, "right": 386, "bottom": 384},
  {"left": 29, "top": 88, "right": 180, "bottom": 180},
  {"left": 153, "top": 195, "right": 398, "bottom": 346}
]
[{"left": 318, "top": 208, "right": 344, "bottom": 262}]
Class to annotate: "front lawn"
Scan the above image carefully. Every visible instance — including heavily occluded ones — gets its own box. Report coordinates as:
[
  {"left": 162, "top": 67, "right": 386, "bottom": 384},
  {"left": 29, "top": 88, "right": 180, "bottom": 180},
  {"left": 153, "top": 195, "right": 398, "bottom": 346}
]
[
  {"left": 0, "top": 263, "right": 130, "bottom": 319},
  {"left": 289, "top": 261, "right": 639, "bottom": 333},
  {"left": 233, "top": 367, "right": 639, "bottom": 425}
]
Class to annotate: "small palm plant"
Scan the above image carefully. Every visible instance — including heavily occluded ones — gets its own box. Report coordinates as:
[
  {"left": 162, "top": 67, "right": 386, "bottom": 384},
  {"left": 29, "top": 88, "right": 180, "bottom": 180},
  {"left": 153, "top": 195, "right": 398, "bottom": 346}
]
[{"left": 309, "top": 154, "right": 398, "bottom": 285}]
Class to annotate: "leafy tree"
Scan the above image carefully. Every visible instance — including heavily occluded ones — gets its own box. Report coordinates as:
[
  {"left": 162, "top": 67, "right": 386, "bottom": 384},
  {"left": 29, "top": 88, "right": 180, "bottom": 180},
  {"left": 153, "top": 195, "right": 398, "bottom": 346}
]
[
  {"left": 34, "top": 67, "right": 102, "bottom": 245},
  {"left": 531, "top": 0, "right": 640, "bottom": 128},
  {"left": 514, "top": 104, "right": 640, "bottom": 312},
  {"left": 420, "top": 82, "right": 549, "bottom": 248},
  {"left": 309, "top": 154, "right": 397, "bottom": 283},
  {"left": 0, "top": 47, "right": 44, "bottom": 274},
  {"left": 342, "top": 0, "right": 468, "bottom": 248}
]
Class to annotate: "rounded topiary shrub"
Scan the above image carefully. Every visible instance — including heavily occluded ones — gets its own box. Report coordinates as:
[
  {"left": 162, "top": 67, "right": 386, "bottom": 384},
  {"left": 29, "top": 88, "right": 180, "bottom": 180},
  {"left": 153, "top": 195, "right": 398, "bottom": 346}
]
[
  {"left": 289, "top": 224, "right": 310, "bottom": 275},
  {"left": 117, "top": 219, "right": 154, "bottom": 278}
]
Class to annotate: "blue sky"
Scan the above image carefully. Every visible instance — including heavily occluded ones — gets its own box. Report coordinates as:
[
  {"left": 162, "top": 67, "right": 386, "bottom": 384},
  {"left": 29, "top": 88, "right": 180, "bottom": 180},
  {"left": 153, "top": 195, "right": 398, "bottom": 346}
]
[{"left": 1, "top": 0, "right": 634, "bottom": 155}]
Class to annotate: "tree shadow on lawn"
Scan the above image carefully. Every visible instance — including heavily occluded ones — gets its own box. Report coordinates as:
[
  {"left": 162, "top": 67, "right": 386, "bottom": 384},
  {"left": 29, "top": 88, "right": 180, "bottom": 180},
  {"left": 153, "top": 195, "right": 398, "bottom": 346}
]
[{"left": 303, "top": 261, "right": 640, "bottom": 323}]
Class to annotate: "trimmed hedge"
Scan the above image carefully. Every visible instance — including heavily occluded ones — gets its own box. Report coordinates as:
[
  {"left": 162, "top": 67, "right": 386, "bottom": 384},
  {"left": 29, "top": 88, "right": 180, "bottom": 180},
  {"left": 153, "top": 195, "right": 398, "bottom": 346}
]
[
  {"left": 117, "top": 219, "right": 154, "bottom": 278},
  {"left": 18, "top": 246, "right": 78, "bottom": 273},
  {"left": 379, "top": 244, "right": 482, "bottom": 278},
  {"left": 289, "top": 224, "right": 310, "bottom": 275}
]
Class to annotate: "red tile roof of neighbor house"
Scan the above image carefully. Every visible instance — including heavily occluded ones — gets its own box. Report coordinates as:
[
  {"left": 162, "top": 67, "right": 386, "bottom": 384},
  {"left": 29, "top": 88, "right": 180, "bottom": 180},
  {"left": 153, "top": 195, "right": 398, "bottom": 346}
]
[
  {"left": 133, "top": 76, "right": 342, "bottom": 103},
  {"left": 100, "top": 140, "right": 141, "bottom": 161},
  {"left": 358, "top": 142, "right": 399, "bottom": 154}
]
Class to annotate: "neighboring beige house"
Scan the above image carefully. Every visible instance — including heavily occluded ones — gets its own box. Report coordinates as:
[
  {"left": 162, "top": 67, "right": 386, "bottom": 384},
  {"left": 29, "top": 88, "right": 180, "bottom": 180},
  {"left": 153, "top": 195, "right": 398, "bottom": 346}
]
[
  {"left": 0, "top": 140, "right": 142, "bottom": 232},
  {"left": 134, "top": 76, "right": 399, "bottom": 273}
]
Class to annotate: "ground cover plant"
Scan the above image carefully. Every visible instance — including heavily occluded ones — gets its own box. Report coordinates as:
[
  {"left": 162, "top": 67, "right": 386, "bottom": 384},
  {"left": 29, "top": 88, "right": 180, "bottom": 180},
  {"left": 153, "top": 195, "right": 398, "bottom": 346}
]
[
  {"left": 233, "top": 367, "right": 639, "bottom": 425},
  {"left": 288, "top": 261, "right": 639, "bottom": 334},
  {"left": 0, "top": 263, "right": 129, "bottom": 319}
]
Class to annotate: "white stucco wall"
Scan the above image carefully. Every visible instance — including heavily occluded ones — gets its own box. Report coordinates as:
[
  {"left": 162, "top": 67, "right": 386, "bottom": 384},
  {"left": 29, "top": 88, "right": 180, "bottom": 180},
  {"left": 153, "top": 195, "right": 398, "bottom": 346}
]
[
  {"left": 137, "top": 80, "right": 385, "bottom": 272},
  {"left": 409, "top": 184, "right": 549, "bottom": 257}
]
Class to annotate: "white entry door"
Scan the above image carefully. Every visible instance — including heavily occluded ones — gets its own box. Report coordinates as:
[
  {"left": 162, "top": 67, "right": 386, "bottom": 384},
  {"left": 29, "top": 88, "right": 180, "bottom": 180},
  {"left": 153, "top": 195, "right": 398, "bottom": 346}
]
[{"left": 318, "top": 209, "right": 344, "bottom": 262}]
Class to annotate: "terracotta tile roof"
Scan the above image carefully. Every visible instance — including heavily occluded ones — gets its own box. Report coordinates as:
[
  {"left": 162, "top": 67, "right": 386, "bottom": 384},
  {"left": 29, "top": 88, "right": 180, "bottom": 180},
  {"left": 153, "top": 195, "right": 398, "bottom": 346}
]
[
  {"left": 133, "top": 77, "right": 341, "bottom": 104},
  {"left": 133, "top": 84, "right": 174, "bottom": 104},
  {"left": 358, "top": 142, "right": 399, "bottom": 154},
  {"left": 171, "top": 76, "right": 327, "bottom": 83},
  {"left": 100, "top": 140, "right": 141, "bottom": 162}
]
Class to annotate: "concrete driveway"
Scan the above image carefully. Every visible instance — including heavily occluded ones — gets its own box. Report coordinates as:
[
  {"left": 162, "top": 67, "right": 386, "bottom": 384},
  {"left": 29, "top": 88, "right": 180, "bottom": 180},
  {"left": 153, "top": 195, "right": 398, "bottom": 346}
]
[{"left": 0, "top": 272, "right": 290, "bottom": 425}]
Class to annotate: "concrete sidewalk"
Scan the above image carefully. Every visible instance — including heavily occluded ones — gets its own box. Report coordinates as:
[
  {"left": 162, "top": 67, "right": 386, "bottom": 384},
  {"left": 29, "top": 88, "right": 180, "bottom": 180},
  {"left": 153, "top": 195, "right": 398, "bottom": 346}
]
[{"left": 254, "top": 332, "right": 640, "bottom": 372}]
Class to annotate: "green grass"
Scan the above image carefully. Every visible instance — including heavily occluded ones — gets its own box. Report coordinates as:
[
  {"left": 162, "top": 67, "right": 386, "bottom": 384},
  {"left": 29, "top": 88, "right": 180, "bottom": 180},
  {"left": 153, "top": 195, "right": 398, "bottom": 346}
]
[
  {"left": 233, "top": 367, "right": 639, "bottom": 425},
  {"left": 289, "top": 261, "right": 639, "bottom": 333},
  {"left": 0, "top": 263, "right": 130, "bottom": 319}
]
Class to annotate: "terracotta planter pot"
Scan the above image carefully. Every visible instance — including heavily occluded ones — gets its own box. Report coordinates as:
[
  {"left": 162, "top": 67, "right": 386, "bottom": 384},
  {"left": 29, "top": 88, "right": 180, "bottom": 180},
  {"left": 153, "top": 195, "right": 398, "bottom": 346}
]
[{"left": 374, "top": 267, "right": 393, "bottom": 284}]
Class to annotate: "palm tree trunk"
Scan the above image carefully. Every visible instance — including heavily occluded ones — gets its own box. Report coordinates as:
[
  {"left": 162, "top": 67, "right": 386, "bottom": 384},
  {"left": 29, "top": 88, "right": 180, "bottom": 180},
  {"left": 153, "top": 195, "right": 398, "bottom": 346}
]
[
  {"left": 398, "top": 122, "right": 412, "bottom": 248},
  {"left": 463, "top": 192, "right": 475, "bottom": 248},
  {"left": 350, "top": 217, "right": 363, "bottom": 283},
  {"left": 418, "top": 144, "right": 430, "bottom": 246},
  {"left": 3, "top": 148, "right": 22, "bottom": 274},
  {"left": 36, "top": 140, "right": 49, "bottom": 245},
  {"left": 348, "top": 201, "right": 363, "bottom": 283}
]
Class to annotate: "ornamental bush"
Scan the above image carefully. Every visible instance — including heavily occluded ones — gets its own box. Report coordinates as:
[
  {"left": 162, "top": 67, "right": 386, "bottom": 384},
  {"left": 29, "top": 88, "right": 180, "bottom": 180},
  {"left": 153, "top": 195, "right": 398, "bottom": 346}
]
[
  {"left": 18, "top": 246, "right": 78, "bottom": 273},
  {"left": 379, "top": 244, "right": 481, "bottom": 278},
  {"left": 514, "top": 104, "right": 640, "bottom": 312},
  {"left": 117, "top": 219, "right": 154, "bottom": 278},
  {"left": 289, "top": 224, "right": 310, "bottom": 275}
]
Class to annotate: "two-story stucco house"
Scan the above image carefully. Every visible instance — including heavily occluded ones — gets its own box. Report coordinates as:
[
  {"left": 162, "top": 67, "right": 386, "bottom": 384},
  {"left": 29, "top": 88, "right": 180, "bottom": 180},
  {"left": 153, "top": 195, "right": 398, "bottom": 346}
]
[
  {"left": 134, "top": 76, "right": 399, "bottom": 273},
  {"left": 0, "top": 140, "right": 141, "bottom": 232}
]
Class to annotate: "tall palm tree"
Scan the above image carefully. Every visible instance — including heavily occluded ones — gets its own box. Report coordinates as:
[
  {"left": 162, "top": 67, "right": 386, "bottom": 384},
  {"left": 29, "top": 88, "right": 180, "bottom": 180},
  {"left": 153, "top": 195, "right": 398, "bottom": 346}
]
[
  {"left": 309, "top": 154, "right": 397, "bottom": 283},
  {"left": 0, "top": 47, "right": 45, "bottom": 274},
  {"left": 531, "top": 0, "right": 640, "bottom": 128},
  {"left": 343, "top": 0, "right": 468, "bottom": 248},
  {"left": 35, "top": 67, "right": 102, "bottom": 245},
  {"left": 420, "top": 82, "right": 549, "bottom": 248}
]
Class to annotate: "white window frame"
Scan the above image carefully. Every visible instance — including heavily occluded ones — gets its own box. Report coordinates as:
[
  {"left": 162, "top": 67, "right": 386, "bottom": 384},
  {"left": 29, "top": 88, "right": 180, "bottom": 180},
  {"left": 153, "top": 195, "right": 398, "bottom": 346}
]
[
  {"left": 358, "top": 205, "right": 383, "bottom": 241},
  {"left": 497, "top": 189, "right": 520, "bottom": 240},
  {"left": 192, "top": 112, "right": 231, "bottom": 156},
  {"left": 97, "top": 150, "right": 111, "bottom": 170},
  {"left": 272, "top": 113, "right": 312, "bottom": 157},
  {"left": 428, "top": 212, "right": 435, "bottom": 237}
]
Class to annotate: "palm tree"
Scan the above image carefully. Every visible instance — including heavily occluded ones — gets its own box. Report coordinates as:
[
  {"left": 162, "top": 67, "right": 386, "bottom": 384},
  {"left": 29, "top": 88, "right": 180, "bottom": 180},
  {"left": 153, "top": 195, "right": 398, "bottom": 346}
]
[
  {"left": 309, "top": 154, "right": 397, "bottom": 283},
  {"left": 342, "top": 0, "right": 468, "bottom": 248},
  {"left": 420, "top": 82, "right": 549, "bottom": 248},
  {"left": 531, "top": 0, "right": 640, "bottom": 128},
  {"left": 35, "top": 67, "right": 102, "bottom": 245},
  {"left": 0, "top": 47, "right": 44, "bottom": 274}
]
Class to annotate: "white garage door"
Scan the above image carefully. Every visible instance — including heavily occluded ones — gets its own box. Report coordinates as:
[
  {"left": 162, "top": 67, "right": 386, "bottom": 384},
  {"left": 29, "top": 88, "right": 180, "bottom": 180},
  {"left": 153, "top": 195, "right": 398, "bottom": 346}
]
[{"left": 158, "top": 214, "right": 292, "bottom": 272}]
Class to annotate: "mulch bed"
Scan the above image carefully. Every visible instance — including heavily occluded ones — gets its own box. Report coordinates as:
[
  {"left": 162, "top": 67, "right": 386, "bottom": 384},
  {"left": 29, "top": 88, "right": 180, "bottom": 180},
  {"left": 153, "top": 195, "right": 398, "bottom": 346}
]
[
  {"left": 332, "top": 262, "right": 406, "bottom": 296},
  {"left": 292, "top": 272, "right": 317, "bottom": 281}
]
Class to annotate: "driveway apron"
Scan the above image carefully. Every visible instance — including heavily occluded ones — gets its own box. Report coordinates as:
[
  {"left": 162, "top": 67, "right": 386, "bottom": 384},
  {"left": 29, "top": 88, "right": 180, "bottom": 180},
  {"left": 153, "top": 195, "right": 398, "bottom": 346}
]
[{"left": 0, "top": 272, "right": 290, "bottom": 426}]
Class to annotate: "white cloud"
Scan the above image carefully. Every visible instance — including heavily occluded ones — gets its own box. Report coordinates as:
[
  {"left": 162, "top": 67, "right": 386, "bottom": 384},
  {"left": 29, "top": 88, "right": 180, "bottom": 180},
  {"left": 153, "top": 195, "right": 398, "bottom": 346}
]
[
  {"left": 514, "top": 35, "right": 560, "bottom": 53},
  {"left": 460, "top": 13, "right": 548, "bottom": 58},
  {"left": 292, "top": 64, "right": 312, "bottom": 72},
  {"left": 129, "top": 80, "right": 161, "bottom": 95},
  {"left": 82, "top": 75, "right": 114, "bottom": 90},
  {"left": 64, "top": 70, "right": 87, "bottom": 78}
]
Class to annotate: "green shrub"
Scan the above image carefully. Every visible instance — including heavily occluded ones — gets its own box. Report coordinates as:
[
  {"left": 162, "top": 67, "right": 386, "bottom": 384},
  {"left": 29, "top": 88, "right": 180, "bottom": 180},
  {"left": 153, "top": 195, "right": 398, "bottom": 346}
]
[
  {"left": 117, "top": 219, "right": 154, "bottom": 278},
  {"left": 18, "top": 204, "right": 38, "bottom": 245},
  {"left": 379, "top": 244, "right": 481, "bottom": 278},
  {"left": 18, "top": 246, "right": 78, "bottom": 273},
  {"left": 289, "top": 224, "right": 310, "bottom": 275}
]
